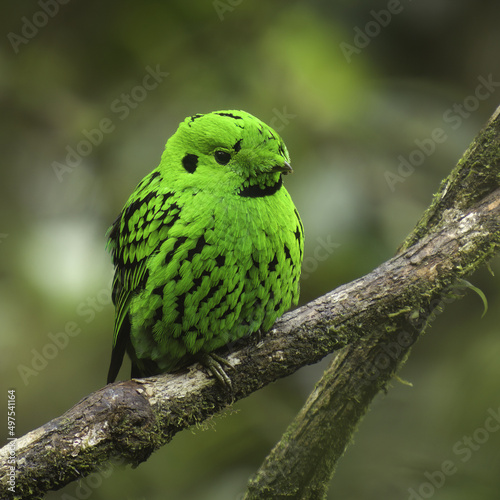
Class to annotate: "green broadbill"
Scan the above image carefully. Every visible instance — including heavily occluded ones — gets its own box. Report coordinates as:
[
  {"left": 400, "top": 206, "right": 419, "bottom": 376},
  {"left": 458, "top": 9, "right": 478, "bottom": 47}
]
[{"left": 106, "top": 110, "right": 304, "bottom": 384}]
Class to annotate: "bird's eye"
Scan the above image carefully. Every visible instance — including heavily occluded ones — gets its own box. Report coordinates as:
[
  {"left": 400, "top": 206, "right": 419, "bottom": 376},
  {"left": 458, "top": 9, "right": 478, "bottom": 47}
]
[{"left": 214, "top": 150, "right": 231, "bottom": 165}]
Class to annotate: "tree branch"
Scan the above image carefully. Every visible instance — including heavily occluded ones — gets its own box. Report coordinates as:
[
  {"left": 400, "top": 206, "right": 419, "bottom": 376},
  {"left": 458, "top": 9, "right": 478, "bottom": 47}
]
[
  {"left": 244, "top": 105, "right": 500, "bottom": 499},
  {"left": 1, "top": 107, "right": 500, "bottom": 500}
]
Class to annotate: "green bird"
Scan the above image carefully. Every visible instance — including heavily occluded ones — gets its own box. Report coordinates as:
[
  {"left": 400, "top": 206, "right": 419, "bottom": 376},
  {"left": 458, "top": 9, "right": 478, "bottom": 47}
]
[{"left": 106, "top": 110, "right": 304, "bottom": 385}]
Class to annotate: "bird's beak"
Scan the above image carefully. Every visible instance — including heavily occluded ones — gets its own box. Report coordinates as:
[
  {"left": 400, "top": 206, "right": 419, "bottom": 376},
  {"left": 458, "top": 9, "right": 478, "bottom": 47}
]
[{"left": 271, "top": 161, "right": 293, "bottom": 174}]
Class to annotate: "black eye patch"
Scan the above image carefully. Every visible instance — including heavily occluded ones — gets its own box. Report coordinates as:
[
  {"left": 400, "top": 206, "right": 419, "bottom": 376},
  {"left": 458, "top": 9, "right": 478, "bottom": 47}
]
[{"left": 182, "top": 154, "right": 199, "bottom": 173}]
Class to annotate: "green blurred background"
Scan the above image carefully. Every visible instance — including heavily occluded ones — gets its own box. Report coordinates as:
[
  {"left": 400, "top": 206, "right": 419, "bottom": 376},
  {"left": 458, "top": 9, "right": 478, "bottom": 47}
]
[{"left": 1, "top": 1, "right": 500, "bottom": 499}]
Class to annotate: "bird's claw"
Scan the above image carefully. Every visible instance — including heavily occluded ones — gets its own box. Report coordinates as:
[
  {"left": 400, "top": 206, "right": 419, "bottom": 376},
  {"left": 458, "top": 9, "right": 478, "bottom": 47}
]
[{"left": 199, "top": 352, "right": 234, "bottom": 389}]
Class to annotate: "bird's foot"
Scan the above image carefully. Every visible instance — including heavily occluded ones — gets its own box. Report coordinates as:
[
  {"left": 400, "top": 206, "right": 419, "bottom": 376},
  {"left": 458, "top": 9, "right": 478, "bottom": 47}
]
[{"left": 198, "top": 352, "right": 235, "bottom": 389}]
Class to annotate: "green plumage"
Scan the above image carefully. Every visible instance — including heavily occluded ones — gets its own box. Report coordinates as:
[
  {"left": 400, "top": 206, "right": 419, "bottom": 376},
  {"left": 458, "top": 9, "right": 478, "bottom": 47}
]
[{"left": 107, "top": 110, "right": 304, "bottom": 383}]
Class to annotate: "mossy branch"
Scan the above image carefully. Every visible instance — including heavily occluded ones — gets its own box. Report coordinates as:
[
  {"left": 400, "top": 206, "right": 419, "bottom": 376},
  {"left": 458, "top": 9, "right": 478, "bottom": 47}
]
[
  {"left": 244, "top": 105, "right": 500, "bottom": 499},
  {"left": 1, "top": 107, "right": 500, "bottom": 500}
]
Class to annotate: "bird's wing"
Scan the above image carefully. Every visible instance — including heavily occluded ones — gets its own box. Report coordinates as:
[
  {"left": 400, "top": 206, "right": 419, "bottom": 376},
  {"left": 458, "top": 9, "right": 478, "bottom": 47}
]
[
  {"left": 106, "top": 172, "right": 179, "bottom": 382},
  {"left": 107, "top": 189, "right": 162, "bottom": 346}
]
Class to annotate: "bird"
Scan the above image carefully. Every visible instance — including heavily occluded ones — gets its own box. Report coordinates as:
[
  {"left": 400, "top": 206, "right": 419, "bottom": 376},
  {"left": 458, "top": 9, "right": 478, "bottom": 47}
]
[{"left": 106, "top": 110, "right": 304, "bottom": 386}]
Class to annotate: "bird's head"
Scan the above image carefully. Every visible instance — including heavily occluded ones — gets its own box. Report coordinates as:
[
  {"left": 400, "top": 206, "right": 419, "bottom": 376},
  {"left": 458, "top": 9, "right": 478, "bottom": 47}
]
[{"left": 160, "top": 110, "right": 292, "bottom": 195}]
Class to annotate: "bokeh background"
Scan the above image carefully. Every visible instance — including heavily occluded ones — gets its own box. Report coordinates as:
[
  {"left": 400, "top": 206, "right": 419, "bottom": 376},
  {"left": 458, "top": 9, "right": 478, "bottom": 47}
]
[{"left": 1, "top": 1, "right": 500, "bottom": 499}]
